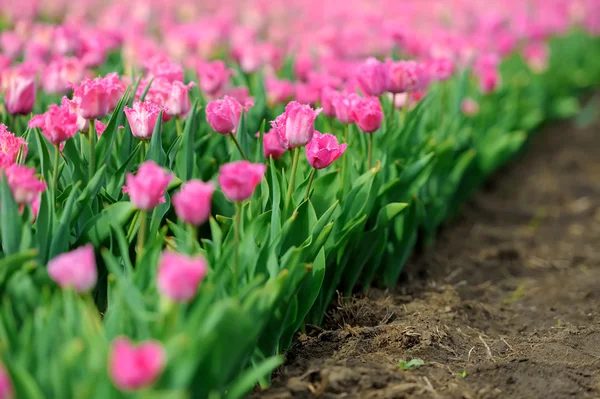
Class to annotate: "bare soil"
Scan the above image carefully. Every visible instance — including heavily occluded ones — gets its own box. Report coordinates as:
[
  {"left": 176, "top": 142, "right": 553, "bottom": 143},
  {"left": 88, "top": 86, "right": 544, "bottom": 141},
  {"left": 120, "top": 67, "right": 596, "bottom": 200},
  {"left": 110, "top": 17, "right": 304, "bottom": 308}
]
[{"left": 254, "top": 109, "right": 600, "bottom": 398}]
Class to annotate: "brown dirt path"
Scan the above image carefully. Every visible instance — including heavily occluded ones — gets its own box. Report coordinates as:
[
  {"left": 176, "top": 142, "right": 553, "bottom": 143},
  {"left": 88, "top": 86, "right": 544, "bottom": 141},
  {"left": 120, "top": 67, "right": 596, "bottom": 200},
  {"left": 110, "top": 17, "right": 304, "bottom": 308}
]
[{"left": 254, "top": 103, "right": 600, "bottom": 399}]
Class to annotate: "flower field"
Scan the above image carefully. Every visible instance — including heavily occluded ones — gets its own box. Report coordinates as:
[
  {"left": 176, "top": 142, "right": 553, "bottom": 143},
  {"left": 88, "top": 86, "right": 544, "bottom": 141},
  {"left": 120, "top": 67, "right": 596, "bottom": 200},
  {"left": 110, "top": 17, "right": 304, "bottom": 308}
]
[{"left": 0, "top": 0, "right": 599, "bottom": 398}]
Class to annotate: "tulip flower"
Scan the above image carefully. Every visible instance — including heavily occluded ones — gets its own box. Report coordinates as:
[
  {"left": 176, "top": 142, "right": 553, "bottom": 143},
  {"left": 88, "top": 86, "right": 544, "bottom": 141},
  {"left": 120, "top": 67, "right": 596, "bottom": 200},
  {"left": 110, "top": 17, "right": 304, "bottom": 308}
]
[
  {"left": 0, "top": 362, "right": 13, "bottom": 399},
  {"left": 356, "top": 57, "right": 389, "bottom": 97},
  {"left": 218, "top": 161, "right": 266, "bottom": 203},
  {"left": 123, "top": 161, "right": 172, "bottom": 211},
  {"left": 387, "top": 60, "right": 425, "bottom": 94},
  {"left": 109, "top": 337, "right": 165, "bottom": 391},
  {"left": 260, "top": 129, "right": 286, "bottom": 160},
  {"left": 523, "top": 42, "right": 549, "bottom": 73},
  {"left": 196, "top": 60, "right": 232, "bottom": 95},
  {"left": 164, "top": 80, "right": 195, "bottom": 118},
  {"left": 157, "top": 251, "right": 208, "bottom": 302},
  {"left": 172, "top": 180, "right": 215, "bottom": 226},
  {"left": 42, "top": 57, "right": 85, "bottom": 94},
  {"left": 71, "top": 75, "right": 121, "bottom": 119},
  {"left": 461, "top": 98, "right": 480, "bottom": 116},
  {"left": 272, "top": 101, "right": 322, "bottom": 150},
  {"left": 206, "top": 96, "right": 243, "bottom": 135},
  {"left": 266, "top": 77, "right": 294, "bottom": 106},
  {"left": 4, "top": 164, "right": 46, "bottom": 205},
  {"left": 427, "top": 58, "right": 455, "bottom": 82},
  {"left": 5, "top": 72, "right": 35, "bottom": 115},
  {"left": 0, "top": 124, "right": 27, "bottom": 168},
  {"left": 306, "top": 131, "right": 348, "bottom": 170},
  {"left": 28, "top": 102, "right": 79, "bottom": 145},
  {"left": 124, "top": 101, "right": 165, "bottom": 140},
  {"left": 332, "top": 92, "right": 361, "bottom": 125},
  {"left": 351, "top": 96, "right": 383, "bottom": 169},
  {"left": 47, "top": 245, "right": 97, "bottom": 293},
  {"left": 479, "top": 68, "right": 501, "bottom": 94},
  {"left": 320, "top": 87, "right": 338, "bottom": 118}
]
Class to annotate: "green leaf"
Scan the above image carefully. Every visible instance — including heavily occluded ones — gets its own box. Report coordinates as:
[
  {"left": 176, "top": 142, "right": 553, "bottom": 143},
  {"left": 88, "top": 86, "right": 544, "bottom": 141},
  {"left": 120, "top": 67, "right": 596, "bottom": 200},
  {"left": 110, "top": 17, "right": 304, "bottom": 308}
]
[
  {"left": 176, "top": 100, "right": 200, "bottom": 181},
  {"left": 48, "top": 181, "right": 82, "bottom": 259},
  {"left": 95, "top": 88, "right": 129, "bottom": 171},
  {"left": 0, "top": 249, "right": 38, "bottom": 284},
  {"left": 79, "top": 202, "right": 136, "bottom": 246},
  {"left": 145, "top": 110, "right": 167, "bottom": 165},
  {"left": 399, "top": 359, "right": 424, "bottom": 370},
  {"left": 226, "top": 356, "right": 284, "bottom": 399},
  {"left": 0, "top": 173, "right": 22, "bottom": 255}
]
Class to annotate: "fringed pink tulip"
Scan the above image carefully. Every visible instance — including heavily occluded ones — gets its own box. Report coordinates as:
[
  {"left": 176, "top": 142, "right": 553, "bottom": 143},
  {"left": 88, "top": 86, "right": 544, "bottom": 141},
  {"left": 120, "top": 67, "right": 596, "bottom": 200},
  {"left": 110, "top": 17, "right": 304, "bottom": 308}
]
[
  {"left": 123, "top": 161, "right": 172, "bottom": 211},
  {"left": 71, "top": 77, "right": 113, "bottom": 119},
  {"left": 5, "top": 73, "right": 35, "bottom": 115},
  {"left": 271, "top": 101, "right": 322, "bottom": 150},
  {"left": 109, "top": 337, "right": 165, "bottom": 391},
  {"left": 332, "top": 92, "right": 361, "bottom": 124},
  {"left": 47, "top": 245, "right": 97, "bottom": 293},
  {"left": 306, "top": 131, "right": 348, "bottom": 169},
  {"left": 0, "top": 124, "right": 27, "bottom": 168},
  {"left": 172, "top": 180, "right": 215, "bottom": 226},
  {"left": 164, "top": 80, "right": 195, "bottom": 118},
  {"left": 351, "top": 97, "right": 383, "bottom": 133},
  {"left": 218, "top": 161, "right": 266, "bottom": 202},
  {"left": 320, "top": 87, "right": 338, "bottom": 118},
  {"left": 28, "top": 102, "right": 79, "bottom": 145},
  {"left": 0, "top": 362, "right": 13, "bottom": 399},
  {"left": 157, "top": 251, "right": 208, "bottom": 302},
  {"left": 261, "top": 130, "right": 286, "bottom": 160},
  {"left": 145, "top": 57, "right": 184, "bottom": 83},
  {"left": 294, "top": 82, "right": 321, "bottom": 106},
  {"left": 206, "top": 96, "right": 243, "bottom": 135},
  {"left": 461, "top": 98, "right": 480, "bottom": 116},
  {"left": 4, "top": 164, "right": 46, "bottom": 205},
  {"left": 42, "top": 57, "right": 85, "bottom": 94},
  {"left": 124, "top": 101, "right": 165, "bottom": 140},
  {"left": 356, "top": 57, "right": 389, "bottom": 97},
  {"left": 387, "top": 60, "right": 424, "bottom": 94},
  {"left": 427, "top": 58, "right": 455, "bottom": 82},
  {"left": 196, "top": 60, "right": 232, "bottom": 96}
]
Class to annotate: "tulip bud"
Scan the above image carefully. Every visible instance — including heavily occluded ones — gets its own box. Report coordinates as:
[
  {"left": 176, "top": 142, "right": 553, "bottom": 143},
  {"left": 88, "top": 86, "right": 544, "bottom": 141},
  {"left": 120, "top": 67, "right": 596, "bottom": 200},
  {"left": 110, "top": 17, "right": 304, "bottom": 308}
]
[
  {"left": 356, "top": 57, "right": 389, "bottom": 97},
  {"left": 164, "top": 80, "right": 195, "bottom": 117},
  {"left": 271, "top": 101, "right": 321, "bottom": 150},
  {"left": 206, "top": 96, "right": 243, "bottom": 135},
  {"left": 261, "top": 129, "right": 286, "bottom": 160},
  {"left": 124, "top": 101, "right": 165, "bottom": 140},
  {"left": 28, "top": 102, "right": 79, "bottom": 145},
  {"left": 172, "top": 180, "right": 215, "bottom": 226},
  {"left": 157, "top": 251, "right": 208, "bottom": 302},
  {"left": 461, "top": 98, "right": 480, "bottom": 116},
  {"left": 123, "top": 161, "right": 172, "bottom": 211},
  {"left": 306, "top": 131, "right": 347, "bottom": 169},
  {"left": 5, "top": 73, "right": 35, "bottom": 116},
  {"left": 332, "top": 92, "right": 361, "bottom": 124},
  {"left": 0, "top": 124, "right": 27, "bottom": 168},
  {"left": 4, "top": 164, "right": 46, "bottom": 205},
  {"left": 47, "top": 245, "right": 97, "bottom": 293},
  {"left": 218, "top": 161, "right": 266, "bottom": 202},
  {"left": 350, "top": 97, "right": 383, "bottom": 133},
  {"left": 109, "top": 337, "right": 165, "bottom": 391}
]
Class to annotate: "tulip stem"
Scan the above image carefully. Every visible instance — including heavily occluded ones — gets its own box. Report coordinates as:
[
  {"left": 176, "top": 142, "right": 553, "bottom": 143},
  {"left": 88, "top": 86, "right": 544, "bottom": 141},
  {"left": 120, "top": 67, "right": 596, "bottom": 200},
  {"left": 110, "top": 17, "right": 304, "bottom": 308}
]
[
  {"left": 89, "top": 119, "right": 96, "bottom": 181},
  {"left": 175, "top": 117, "right": 183, "bottom": 137},
  {"left": 368, "top": 134, "right": 374, "bottom": 170},
  {"left": 402, "top": 93, "right": 409, "bottom": 124},
  {"left": 340, "top": 124, "right": 349, "bottom": 196},
  {"left": 389, "top": 93, "right": 396, "bottom": 122},
  {"left": 187, "top": 224, "right": 198, "bottom": 254},
  {"left": 52, "top": 144, "right": 60, "bottom": 193},
  {"left": 284, "top": 147, "right": 300, "bottom": 218},
  {"left": 304, "top": 168, "right": 317, "bottom": 201},
  {"left": 136, "top": 210, "right": 147, "bottom": 256},
  {"left": 230, "top": 133, "right": 247, "bottom": 160},
  {"left": 233, "top": 202, "right": 242, "bottom": 294}
]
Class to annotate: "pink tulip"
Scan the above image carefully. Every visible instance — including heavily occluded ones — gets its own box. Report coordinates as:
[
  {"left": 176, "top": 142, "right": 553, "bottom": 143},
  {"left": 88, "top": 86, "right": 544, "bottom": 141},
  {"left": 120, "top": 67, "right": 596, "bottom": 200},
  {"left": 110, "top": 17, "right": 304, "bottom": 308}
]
[
  {"left": 28, "top": 102, "right": 79, "bottom": 145},
  {"left": 0, "top": 31, "right": 23, "bottom": 59},
  {"left": 196, "top": 60, "right": 232, "bottom": 96},
  {"left": 205, "top": 96, "right": 243, "bottom": 135},
  {"left": 164, "top": 80, "right": 195, "bottom": 117},
  {"left": 172, "top": 180, "right": 215, "bottom": 226},
  {"left": 461, "top": 98, "right": 480, "bottom": 116},
  {"left": 351, "top": 97, "right": 383, "bottom": 133},
  {"left": 5, "top": 73, "right": 35, "bottom": 116},
  {"left": 145, "top": 57, "right": 184, "bottom": 83},
  {"left": 42, "top": 57, "right": 85, "bottom": 94},
  {"left": 0, "top": 363, "right": 13, "bottom": 399},
  {"left": 109, "top": 337, "right": 165, "bottom": 391},
  {"left": 218, "top": 161, "right": 266, "bottom": 202},
  {"left": 4, "top": 164, "right": 46, "bottom": 205},
  {"left": 0, "top": 124, "right": 27, "bottom": 168},
  {"left": 157, "top": 251, "right": 208, "bottom": 302},
  {"left": 479, "top": 68, "right": 500, "bottom": 94},
  {"left": 71, "top": 77, "right": 112, "bottom": 119},
  {"left": 123, "top": 161, "right": 172, "bottom": 211},
  {"left": 306, "top": 131, "right": 348, "bottom": 169},
  {"left": 294, "top": 82, "right": 321, "bottom": 106},
  {"left": 47, "top": 245, "right": 97, "bottom": 293},
  {"left": 124, "top": 101, "right": 165, "bottom": 140},
  {"left": 427, "top": 58, "right": 454, "bottom": 82},
  {"left": 266, "top": 77, "right": 294, "bottom": 106},
  {"left": 332, "top": 92, "right": 361, "bottom": 124},
  {"left": 320, "top": 87, "right": 338, "bottom": 118},
  {"left": 387, "top": 60, "right": 424, "bottom": 94},
  {"left": 31, "top": 194, "right": 40, "bottom": 223},
  {"left": 356, "top": 57, "right": 389, "bottom": 97},
  {"left": 271, "top": 101, "right": 322, "bottom": 150},
  {"left": 220, "top": 86, "right": 255, "bottom": 111},
  {"left": 523, "top": 42, "right": 550, "bottom": 73},
  {"left": 261, "top": 129, "right": 286, "bottom": 160}
]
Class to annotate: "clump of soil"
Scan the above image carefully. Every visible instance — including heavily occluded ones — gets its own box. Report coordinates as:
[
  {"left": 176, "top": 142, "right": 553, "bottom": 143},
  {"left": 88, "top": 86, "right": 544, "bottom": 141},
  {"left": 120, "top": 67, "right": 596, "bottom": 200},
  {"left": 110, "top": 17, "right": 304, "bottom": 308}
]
[{"left": 254, "top": 109, "right": 600, "bottom": 398}]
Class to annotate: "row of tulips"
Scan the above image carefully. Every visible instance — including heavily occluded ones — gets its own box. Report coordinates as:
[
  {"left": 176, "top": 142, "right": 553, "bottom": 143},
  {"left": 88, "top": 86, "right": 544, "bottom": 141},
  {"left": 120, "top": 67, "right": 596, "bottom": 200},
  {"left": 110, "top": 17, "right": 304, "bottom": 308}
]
[{"left": 0, "top": 2, "right": 600, "bottom": 398}]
